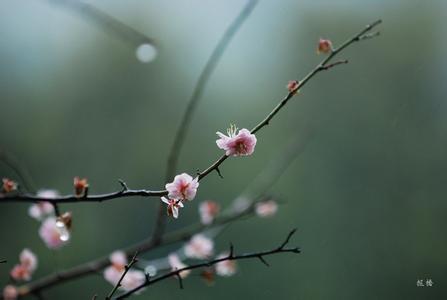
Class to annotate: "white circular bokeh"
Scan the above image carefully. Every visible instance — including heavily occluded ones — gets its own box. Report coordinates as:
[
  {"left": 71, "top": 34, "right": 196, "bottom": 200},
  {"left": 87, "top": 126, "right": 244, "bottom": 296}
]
[{"left": 135, "top": 43, "right": 157, "bottom": 63}]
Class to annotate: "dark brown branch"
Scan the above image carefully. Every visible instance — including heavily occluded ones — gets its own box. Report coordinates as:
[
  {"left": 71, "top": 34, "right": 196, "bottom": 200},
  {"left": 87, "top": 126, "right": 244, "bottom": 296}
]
[
  {"left": 115, "top": 229, "right": 300, "bottom": 299},
  {"left": 0, "top": 259, "right": 6, "bottom": 264},
  {"left": 0, "top": 187, "right": 166, "bottom": 204},
  {"left": 197, "top": 20, "right": 382, "bottom": 182},
  {"left": 106, "top": 252, "right": 139, "bottom": 300},
  {"left": 151, "top": 0, "right": 259, "bottom": 244},
  {"left": 0, "top": 20, "right": 381, "bottom": 205}
]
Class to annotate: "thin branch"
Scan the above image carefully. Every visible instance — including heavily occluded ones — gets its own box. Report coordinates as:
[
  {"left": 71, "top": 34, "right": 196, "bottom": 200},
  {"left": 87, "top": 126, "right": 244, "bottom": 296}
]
[
  {"left": 0, "top": 187, "right": 166, "bottom": 203},
  {"left": 48, "top": 0, "right": 156, "bottom": 48},
  {"left": 151, "top": 0, "right": 259, "bottom": 244},
  {"left": 0, "top": 259, "right": 6, "bottom": 264},
  {"left": 106, "top": 252, "right": 139, "bottom": 300},
  {"left": 197, "top": 20, "right": 382, "bottom": 181},
  {"left": 116, "top": 229, "right": 300, "bottom": 299},
  {"left": 0, "top": 20, "right": 381, "bottom": 205}
]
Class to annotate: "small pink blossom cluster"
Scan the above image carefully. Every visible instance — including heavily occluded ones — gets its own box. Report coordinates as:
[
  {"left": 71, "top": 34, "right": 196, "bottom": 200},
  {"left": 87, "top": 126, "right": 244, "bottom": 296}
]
[
  {"left": 2, "top": 285, "right": 18, "bottom": 300},
  {"left": 216, "top": 124, "right": 257, "bottom": 157},
  {"left": 28, "top": 190, "right": 56, "bottom": 221},
  {"left": 199, "top": 201, "right": 220, "bottom": 225},
  {"left": 103, "top": 251, "right": 146, "bottom": 292},
  {"left": 162, "top": 173, "right": 199, "bottom": 219},
  {"left": 27, "top": 189, "right": 71, "bottom": 249},
  {"left": 10, "top": 249, "right": 38, "bottom": 281},
  {"left": 167, "top": 250, "right": 237, "bottom": 284},
  {"left": 255, "top": 200, "right": 278, "bottom": 218},
  {"left": 184, "top": 234, "right": 214, "bottom": 259}
]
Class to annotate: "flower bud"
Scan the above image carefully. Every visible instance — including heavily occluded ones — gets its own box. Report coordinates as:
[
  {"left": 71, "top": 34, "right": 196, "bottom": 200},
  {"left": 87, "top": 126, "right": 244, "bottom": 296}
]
[{"left": 317, "top": 38, "right": 333, "bottom": 54}]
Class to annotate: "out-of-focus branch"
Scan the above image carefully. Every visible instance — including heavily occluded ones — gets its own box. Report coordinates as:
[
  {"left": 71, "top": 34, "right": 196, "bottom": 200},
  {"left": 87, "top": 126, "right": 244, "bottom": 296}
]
[
  {"left": 48, "top": 0, "right": 155, "bottom": 48},
  {"left": 116, "top": 229, "right": 300, "bottom": 299}
]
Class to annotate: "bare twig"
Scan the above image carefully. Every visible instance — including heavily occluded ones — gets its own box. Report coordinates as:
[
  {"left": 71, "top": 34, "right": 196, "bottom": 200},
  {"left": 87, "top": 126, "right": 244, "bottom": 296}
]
[
  {"left": 0, "top": 259, "right": 6, "bottom": 264},
  {"left": 115, "top": 229, "right": 300, "bottom": 299},
  {"left": 106, "top": 252, "right": 139, "bottom": 300},
  {"left": 151, "top": 0, "right": 259, "bottom": 244}
]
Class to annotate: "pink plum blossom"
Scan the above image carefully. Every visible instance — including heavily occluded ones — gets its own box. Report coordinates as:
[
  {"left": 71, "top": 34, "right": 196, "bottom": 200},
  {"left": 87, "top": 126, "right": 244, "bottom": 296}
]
[
  {"left": 2, "top": 285, "right": 18, "bottom": 300},
  {"left": 38, "top": 217, "right": 69, "bottom": 249},
  {"left": 165, "top": 173, "right": 199, "bottom": 201},
  {"left": 28, "top": 191, "right": 56, "bottom": 221},
  {"left": 10, "top": 249, "right": 38, "bottom": 281},
  {"left": 121, "top": 270, "right": 146, "bottom": 291},
  {"left": 255, "top": 200, "right": 278, "bottom": 218},
  {"left": 215, "top": 252, "right": 237, "bottom": 277},
  {"left": 199, "top": 201, "right": 220, "bottom": 225},
  {"left": 216, "top": 125, "right": 257, "bottom": 157},
  {"left": 168, "top": 254, "right": 190, "bottom": 278},
  {"left": 19, "top": 249, "right": 37, "bottom": 272},
  {"left": 184, "top": 234, "right": 214, "bottom": 259},
  {"left": 110, "top": 251, "right": 127, "bottom": 268},
  {"left": 161, "top": 197, "right": 184, "bottom": 219}
]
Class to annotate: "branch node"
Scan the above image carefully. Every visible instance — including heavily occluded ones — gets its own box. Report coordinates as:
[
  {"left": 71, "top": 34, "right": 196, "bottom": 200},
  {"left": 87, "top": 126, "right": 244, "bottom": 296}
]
[
  {"left": 118, "top": 179, "right": 129, "bottom": 191},
  {"left": 215, "top": 167, "right": 224, "bottom": 179},
  {"left": 258, "top": 255, "right": 270, "bottom": 267}
]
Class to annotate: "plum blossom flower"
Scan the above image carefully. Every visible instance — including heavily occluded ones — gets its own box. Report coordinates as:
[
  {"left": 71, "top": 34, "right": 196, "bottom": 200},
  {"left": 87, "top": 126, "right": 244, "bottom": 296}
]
[
  {"left": 199, "top": 201, "right": 220, "bottom": 225},
  {"left": 2, "top": 285, "right": 18, "bottom": 300},
  {"left": 73, "top": 177, "right": 88, "bottom": 198},
  {"left": 317, "top": 38, "right": 333, "bottom": 54},
  {"left": 287, "top": 80, "right": 300, "bottom": 94},
  {"left": 2, "top": 178, "right": 17, "bottom": 193},
  {"left": 184, "top": 234, "right": 214, "bottom": 259},
  {"left": 165, "top": 173, "right": 199, "bottom": 201},
  {"left": 110, "top": 251, "right": 127, "bottom": 268},
  {"left": 121, "top": 270, "right": 146, "bottom": 291},
  {"left": 168, "top": 254, "right": 190, "bottom": 278},
  {"left": 255, "top": 200, "right": 278, "bottom": 218},
  {"left": 38, "top": 217, "right": 69, "bottom": 249},
  {"left": 19, "top": 249, "right": 37, "bottom": 272},
  {"left": 161, "top": 197, "right": 184, "bottom": 219},
  {"left": 215, "top": 252, "right": 237, "bottom": 277},
  {"left": 10, "top": 249, "right": 38, "bottom": 281},
  {"left": 216, "top": 125, "right": 257, "bottom": 157},
  {"left": 29, "top": 191, "right": 57, "bottom": 220}
]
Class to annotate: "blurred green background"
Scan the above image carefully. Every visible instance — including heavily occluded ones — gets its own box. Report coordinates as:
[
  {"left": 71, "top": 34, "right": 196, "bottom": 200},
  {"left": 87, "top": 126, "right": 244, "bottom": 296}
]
[{"left": 1, "top": 0, "right": 446, "bottom": 299}]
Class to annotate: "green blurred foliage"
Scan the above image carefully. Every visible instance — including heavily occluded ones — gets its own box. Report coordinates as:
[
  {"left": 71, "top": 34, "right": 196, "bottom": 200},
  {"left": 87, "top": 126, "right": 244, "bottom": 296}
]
[{"left": 1, "top": 0, "right": 446, "bottom": 299}]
